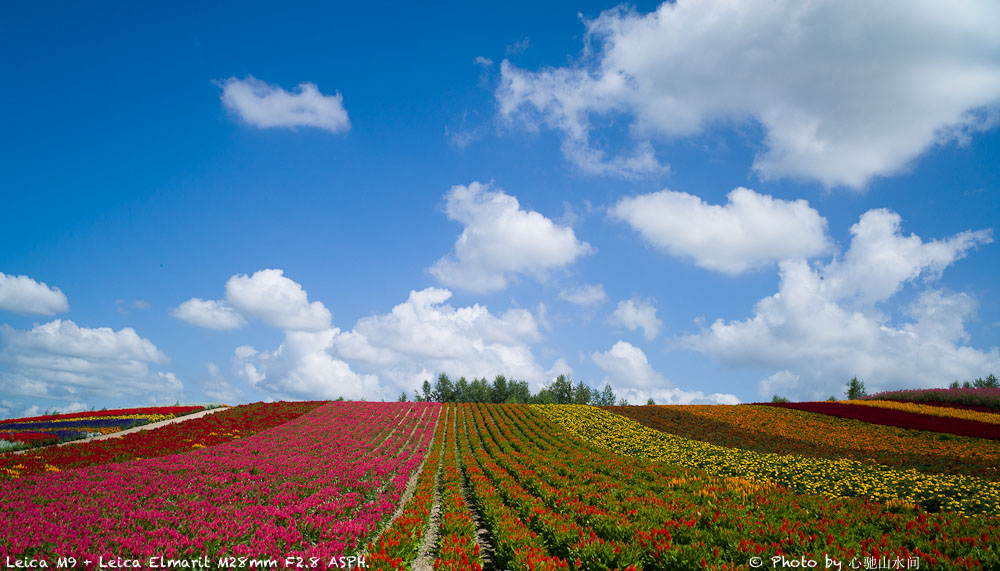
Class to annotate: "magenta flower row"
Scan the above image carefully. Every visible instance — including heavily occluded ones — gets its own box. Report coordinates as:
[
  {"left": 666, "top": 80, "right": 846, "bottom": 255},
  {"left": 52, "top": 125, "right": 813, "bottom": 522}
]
[{"left": 0, "top": 401, "right": 441, "bottom": 566}]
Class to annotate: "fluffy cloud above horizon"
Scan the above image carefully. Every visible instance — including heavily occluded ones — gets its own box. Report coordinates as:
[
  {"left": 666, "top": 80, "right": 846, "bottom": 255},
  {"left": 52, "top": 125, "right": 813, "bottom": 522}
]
[
  {"left": 610, "top": 298, "right": 662, "bottom": 341},
  {"left": 173, "top": 269, "right": 331, "bottom": 332},
  {"left": 0, "top": 319, "right": 182, "bottom": 403},
  {"left": 430, "top": 182, "right": 594, "bottom": 292},
  {"left": 177, "top": 268, "right": 562, "bottom": 401},
  {"left": 592, "top": 340, "right": 739, "bottom": 405},
  {"left": 332, "top": 287, "right": 553, "bottom": 393},
  {"left": 610, "top": 187, "right": 831, "bottom": 274},
  {"left": 682, "top": 209, "right": 998, "bottom": 400},
  {"left": 498, "top": 0, "right": 1000, "bottom": 186}
]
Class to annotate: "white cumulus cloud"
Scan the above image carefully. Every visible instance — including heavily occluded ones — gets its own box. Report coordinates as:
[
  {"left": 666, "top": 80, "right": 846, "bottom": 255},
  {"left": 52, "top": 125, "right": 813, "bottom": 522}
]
[
  {"left": 430, "top": 182, "right": 593, "bottom": 292},
  {"left": 592, "top": 341, "right": 738, "bottom": 404},
  {"left": 498, "top": 0, "right": 1000, "bottom": 187},
  {"left": 611, "top": 298, "right": 663, "bottom": 340},
  {"left": 225, "top": 269, "right": 332, "bottom": 331},
  {"left": 171, "top": 298, "right": 247, "bottom": 330},
  {"left": 174, "top": 269, "right": 330, "bottom": 332},
  {"left": 233, "top": 329, "right": 379, "bottom": 401},
  {"left": 0, "top": 320, "right": 182, "bottom": 402},
  {"left": 0, "top": 272, "right": 69, "bottom": 315},
  {"left": 820, "top": 209, "right": 993, "bottom": 305},
  {"left": 333, "top": 287, "right": 549, "bottom": 392},
  {"left": 682, "top": 211, "right": 997, "bottom": 400},
  {"left": 611, "top": 187, "right": 832, "bottom": 274},
  {"left": 220, "top": 76, "right": 351, "bottom": 133}
]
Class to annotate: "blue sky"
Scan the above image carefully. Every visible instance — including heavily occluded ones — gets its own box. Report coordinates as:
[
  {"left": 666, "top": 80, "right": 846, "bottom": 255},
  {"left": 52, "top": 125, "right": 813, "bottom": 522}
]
[{"left": 2, "top": 0, "right": 999, "bottom": 417}]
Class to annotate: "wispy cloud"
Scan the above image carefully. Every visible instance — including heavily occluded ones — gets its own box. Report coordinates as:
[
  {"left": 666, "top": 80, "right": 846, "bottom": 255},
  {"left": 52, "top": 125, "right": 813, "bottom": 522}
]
[{"left": 220, "top": 76, "right": 350, "bottom": 133}]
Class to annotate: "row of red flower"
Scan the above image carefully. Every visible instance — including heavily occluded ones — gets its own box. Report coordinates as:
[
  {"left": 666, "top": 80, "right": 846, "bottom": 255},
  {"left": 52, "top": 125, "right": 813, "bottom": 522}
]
[
  {"left": 1, "top": 401, "right": 440, "bottom": 565},
  {"left": 0, "top": 432, "right": 58, "bottom": 444},
  {"left": 758, "top": 401, "right": 1000, "bottom": 440},
  {"left": 434, "top": 404, "right": 483, "bottom": 571}
]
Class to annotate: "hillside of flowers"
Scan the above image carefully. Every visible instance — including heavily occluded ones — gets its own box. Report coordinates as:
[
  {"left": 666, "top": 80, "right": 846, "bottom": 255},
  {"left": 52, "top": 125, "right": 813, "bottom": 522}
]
[
  {"left": 0, "top": 405, "right": 205, "bottom": 449},
  {"left": 3, "top": 400, "right": 999, "bottom": 569},
  {"left": 761, "top": 401, "right": 1000, "bottom": 440},
  {"left": 540, "top": 404, "right": 1000, "bottom": 516},
  {"left": 863, "top": 386, "right": 1000, "bottom": 412},
  {"left": 1, "top": 401, "right": 324, "bottom": 480},
  {"left": 606, "top": 404, "right": 1000, "bottom": 480},
  {"left": 476, "top": 404, "right": 997, "bottom": 569},
  {"left": 1, "top": 401, "right": 441, "bottom": 563}
]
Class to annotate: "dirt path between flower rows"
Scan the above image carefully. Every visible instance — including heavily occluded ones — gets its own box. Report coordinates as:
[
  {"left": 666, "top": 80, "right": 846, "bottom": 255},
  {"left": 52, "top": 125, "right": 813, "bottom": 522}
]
[
  {"left": 359, "top": 405, "right": 447, "bottom": 563},
  {"left": 410, "top": 406, "right": 447, "bottom": 571},
  {"left": 458, "top": 404, "right": 496, "bottom": 570},
  {"left": 9, "top": 407, "right": 231, "bottom": 455}
]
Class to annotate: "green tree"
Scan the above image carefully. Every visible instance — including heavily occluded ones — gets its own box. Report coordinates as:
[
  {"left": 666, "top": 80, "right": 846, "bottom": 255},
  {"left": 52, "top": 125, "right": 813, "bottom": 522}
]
[
  {"left": 454, "top": 377, "right": 470, "bottom": 402},
  {"left": 845, "top": 376, "right": 867, "bottom": 400},
  {"left": 646, "top": 398, "right": 655, "bottom": 405},
  {"left": 771, "top": 394, "right": 789, "bottom": 403},
  {"left": 432, "top": 373, "right": 456, "bottom": 402},
  {"left": 550, "top": 374, "right": 574, "bottom": 404},
  {"left": 421, "top": 379, "right": 433, "bottom": 402},
  {"left": 491, "top": 375, "right": 509, "bottom": 404},
  {"left": 397, "top": 391, "right": 408, "bottom": 402},
  {"left": 616, "top": 397, "right": 629, "bottom": 406},
  {"left": 469, "top": 377, "right": 492, "bottom": 403},
  {"left": 507, "top": 379, "right": 532, "bottom": 403},
  {"left": 592, "top": 383, "right": 616, "bottom": 406},
  {"left": 531, "top": 388, "right": 555, "bottom": 404},
  {"left": 974, "top": 374, "right": 999, "bottom": 388},
  {"left": 573, "top": 381, "right": 593, "bottom": 405}
]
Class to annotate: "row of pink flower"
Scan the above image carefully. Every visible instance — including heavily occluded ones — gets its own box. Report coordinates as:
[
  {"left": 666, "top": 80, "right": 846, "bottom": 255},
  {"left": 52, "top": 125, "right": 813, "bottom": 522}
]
[{"left": 0, "top": 401, "right": 441, "bottom": 566}]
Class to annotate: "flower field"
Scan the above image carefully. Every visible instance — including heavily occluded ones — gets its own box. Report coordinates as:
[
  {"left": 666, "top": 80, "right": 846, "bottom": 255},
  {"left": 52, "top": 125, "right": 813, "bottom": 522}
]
[
  {"left": 0, "top": 406, "right": 206, "bottom": 447},
  {"left": 539, "top": 405, "right": 1000, "bottom": 516},
  {"left": 1, "top": 401, "right": 440, "bottom": 563},
  {"left": 1, "top": 401, "right": 324, "bottom": 480},
  {"left": 863, "top": 387, "right": 1000, "bottom": 412},
  {"left": 848, "top": 399, "right": 1000, "bottom": 424},
  {"left": 3, "top": 401, "right": 999, "bottom": 569},
  {"left": 606, "top": 404, "right": 1000, "bottom": 480},
  {"left": 761, "top": 401, "right": 1000, "bottom": 440}
]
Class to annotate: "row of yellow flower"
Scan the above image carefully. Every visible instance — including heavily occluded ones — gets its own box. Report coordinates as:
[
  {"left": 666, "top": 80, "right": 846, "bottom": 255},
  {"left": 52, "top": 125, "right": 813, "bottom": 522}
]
[
  {"left": 536, "top": 404, "right": 1000, "bottom": 516},
  {"left": 847, "top": 399, "right": 1000, "bottom": 424}
]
